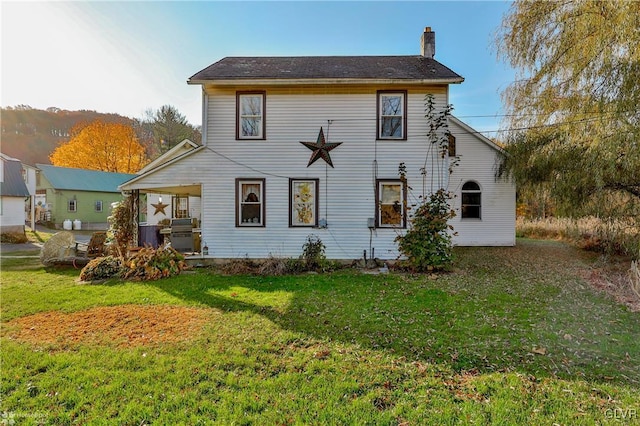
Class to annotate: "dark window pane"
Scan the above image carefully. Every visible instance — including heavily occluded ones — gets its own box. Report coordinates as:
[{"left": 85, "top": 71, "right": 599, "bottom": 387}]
[
  {"left": 462, "top": 181, "right": 480, "bottom": 191},
  {"left": 381, "top": 117, "right": 402, "bottom": 137},
  {"left": 462, "top": 205, "right": 481, "bottom": 219},
  {"left": 448, "top": 134, "right": 456, "bottom": 157},
  {"left": 462, "top": 193, "right": 481, "bottom": 205},
  {"left": 241, "top": 118, "right": 261, "bottom": 137},
  {"left": 241, "top": 204, "right": 261, "bottom": 224}
]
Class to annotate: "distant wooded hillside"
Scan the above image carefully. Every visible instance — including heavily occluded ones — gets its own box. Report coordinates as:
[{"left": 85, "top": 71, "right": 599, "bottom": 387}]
[{"left": 1, "top": 106, "right": 133, "bottom": 166}]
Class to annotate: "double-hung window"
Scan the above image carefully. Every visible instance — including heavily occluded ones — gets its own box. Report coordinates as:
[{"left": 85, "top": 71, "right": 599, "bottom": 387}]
[
  {"left": 95, "top": 200, "right": 103, "bottom": 212},
  {"left": 376, "top": 179, "right": 406, "bottom": 228},
  {"left": 236, "top": 178, "right": 265, "bottom": 227},
  {"left": 68, "top": 199, "right": 77, "bottom": 212},
  {"left": 289, "top": 179, "right": 319, "bottom": 227},
  {"left": 237, "top": 92, "right": 265, "bottom": 139},
  {"left": 377, "top": 91, "right": 407, "bottom": 140}
]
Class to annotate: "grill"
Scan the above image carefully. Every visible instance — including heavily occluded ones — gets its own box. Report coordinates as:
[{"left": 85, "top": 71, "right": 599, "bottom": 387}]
[{"left": 170, "top": 218, "right": 193, "bottom": 252}]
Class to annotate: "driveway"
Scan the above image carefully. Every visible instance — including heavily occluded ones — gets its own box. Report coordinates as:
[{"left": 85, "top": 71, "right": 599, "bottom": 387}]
[
  {"left": 1, "top": 242, "right": 43, "bottom": 253},
  {"left": 1, "top": 224, "right": 100, "bottom": 255}
]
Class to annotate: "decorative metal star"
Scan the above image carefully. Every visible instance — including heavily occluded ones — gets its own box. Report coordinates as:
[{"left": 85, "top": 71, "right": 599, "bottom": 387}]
[
  {"left": 151, "top": 201, "right": 169, "bottom": 216},
  {"left": 300, "top": 127, "right": 343, "bottom": 168}
]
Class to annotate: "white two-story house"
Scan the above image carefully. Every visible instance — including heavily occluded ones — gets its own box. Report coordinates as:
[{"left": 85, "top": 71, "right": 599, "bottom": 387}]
[{"left": 121, "top": 27, "right": 515, "bottom": 259}]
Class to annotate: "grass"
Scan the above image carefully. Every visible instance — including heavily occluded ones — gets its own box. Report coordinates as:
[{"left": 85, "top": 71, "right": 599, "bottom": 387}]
[
  {"left": 516, "top": 216, "right": 639, "bottom": 258},
  {"left": 2, "top": 240, "right": 640, "bottom": 424}
]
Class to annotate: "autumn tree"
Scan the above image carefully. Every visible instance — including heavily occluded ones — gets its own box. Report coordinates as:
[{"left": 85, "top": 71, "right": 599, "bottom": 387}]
[
  {"left": 50, "top": 120, "right": 149, "bottom": 173},
  {"left": 495, "top": 1, "right": 640, "bottom": 221}
]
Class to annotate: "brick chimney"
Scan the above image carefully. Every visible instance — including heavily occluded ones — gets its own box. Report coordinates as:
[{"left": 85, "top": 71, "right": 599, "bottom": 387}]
[{"left": 421, "top": 27, "right": 435, "bottom": 58}]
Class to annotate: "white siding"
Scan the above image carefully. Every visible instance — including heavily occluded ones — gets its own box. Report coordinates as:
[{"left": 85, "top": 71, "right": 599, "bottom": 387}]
[
  {"left": 1, "top": 196, "right": 26, "bottom": 231},
  {"left": 200, "top": 86, "right": 456, "bottom": 259},
  {"left": 135, "top": 85, "right": 515, "bottom": 258},
  {"left": 448, "top": 119, "right": 516, "bottom": 246}
]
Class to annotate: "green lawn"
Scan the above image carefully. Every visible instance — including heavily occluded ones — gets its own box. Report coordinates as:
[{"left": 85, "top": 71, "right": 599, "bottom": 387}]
[{"left": 1, "top": 239, "right": 639, "bottom": 425}]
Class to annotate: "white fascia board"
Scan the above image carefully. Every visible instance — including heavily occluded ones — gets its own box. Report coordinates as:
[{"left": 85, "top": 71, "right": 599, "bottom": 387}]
[
  {"left": 119, "top": 146, "right": 205, "bottom": 191},
  {"left": 188, "top": 77, "right": 465, "bottom": 86},
  {"left": 449, "top": 115, "right": 505, "bottom": 153}
]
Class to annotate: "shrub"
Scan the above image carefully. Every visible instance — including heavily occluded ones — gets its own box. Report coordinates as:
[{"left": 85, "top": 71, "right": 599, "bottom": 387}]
[
  {"left": 80, "top": 256, "right": 125, "bottom": 281},
  {"left": 121, "top": 246, "right": 188, "bottom": 281},
  {"left": 0, "top": 232, "right": 28, "bottom": 244},
  {"left": 257, "top": 256, "right": 291, "bottom": 276},
  {"left": 302, "top": 234, "right": 326, "bottom": 271},
  {"left": 395, "top": 189, "right": 456, "bottom": 272},
  {"left": 285, "top": 258, "right": 307, "bottom": 274},
  {"left": 218, "top": 258, "right": 261, "bottom": 275},
  {"left": 214, "top": 236, "right": 342, "bottom": 276}
]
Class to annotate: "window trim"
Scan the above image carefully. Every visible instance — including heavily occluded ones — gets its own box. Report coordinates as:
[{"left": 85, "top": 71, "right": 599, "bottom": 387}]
[
  {"left": 377, "top": 90, "right": 407, "bottom": 140},
  {"left": 461, "top": 181, "right": 482, "bottom": 220},
  {"left": 375, "top": 179, "right": 407, "bottom": 228},
  {"left": 236, "top": 178, "right": 266, "bottom": 227},
  {"left": 95, "top": 200, "right": 103, "bottom": 213},
  {"left": 68, "top": 199, "right": 77, "bottom": 212},
  {"left": 289, "top": 178, "right": 319, "bottom": 227},
  {"left": 236, "top": 91, "right": 266, "bottom": 140}
]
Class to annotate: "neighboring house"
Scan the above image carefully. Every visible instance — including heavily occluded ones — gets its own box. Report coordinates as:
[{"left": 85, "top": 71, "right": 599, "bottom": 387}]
[
  {"left": 0, "top": 153, "right": 31, "bottom": 234},
  {"left": 37, "top": 164, "right": 136, "bottom": 230},
  {"left": 22, "top": 162, "right": 38, "bottom": 229},
  {"left": 121, "top": 27, "right": 515, "bottom": 259}
]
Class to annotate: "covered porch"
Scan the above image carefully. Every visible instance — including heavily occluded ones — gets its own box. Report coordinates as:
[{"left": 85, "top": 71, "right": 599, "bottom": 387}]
[
  {"left": 122, "top": 182, "right": 204, "bottom": 255},
  {"left": 118, "top": 144, "right": 208, "bottom": 255}
]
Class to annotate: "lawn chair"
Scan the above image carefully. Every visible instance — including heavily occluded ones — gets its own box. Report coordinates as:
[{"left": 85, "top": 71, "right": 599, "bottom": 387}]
[{"left": 75, "top": 231, "right": 107, "bottom": 259}]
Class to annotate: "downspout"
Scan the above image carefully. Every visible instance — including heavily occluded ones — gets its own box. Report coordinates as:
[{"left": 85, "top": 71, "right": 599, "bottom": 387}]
[{"left": 201, "top": 87, "right": 208, "bottom": 146}]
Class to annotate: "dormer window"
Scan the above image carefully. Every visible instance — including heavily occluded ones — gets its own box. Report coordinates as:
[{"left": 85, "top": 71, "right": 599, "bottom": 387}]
[
  {"left": 377, "top": 91, "right": 407, "bottom": 140},
  {"left": 237, "top": 92, "right": 265, "bottom": 140}
]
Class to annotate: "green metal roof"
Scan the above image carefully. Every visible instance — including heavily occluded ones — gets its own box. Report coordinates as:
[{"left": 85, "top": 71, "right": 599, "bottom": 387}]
[{"left": 37, "top": 164, "right": 137, "bottom": 193}]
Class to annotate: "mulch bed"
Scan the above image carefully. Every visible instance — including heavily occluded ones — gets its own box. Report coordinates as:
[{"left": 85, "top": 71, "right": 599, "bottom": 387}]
[{"left": 5, "top": 305, "right": 210, "bottom": 348}]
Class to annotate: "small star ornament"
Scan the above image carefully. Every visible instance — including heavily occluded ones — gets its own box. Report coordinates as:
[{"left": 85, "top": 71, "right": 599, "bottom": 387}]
[
  {"left": 151, "top": 201, "right": 169, "bottom": 215},
  {"left": 300, "top": 127, "right": 343, "bottom": 168}
]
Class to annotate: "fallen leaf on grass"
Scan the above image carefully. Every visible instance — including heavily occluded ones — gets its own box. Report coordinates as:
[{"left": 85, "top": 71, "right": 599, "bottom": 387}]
[{"left": 532, "top": 347, "right": 547, "bottom": 355}]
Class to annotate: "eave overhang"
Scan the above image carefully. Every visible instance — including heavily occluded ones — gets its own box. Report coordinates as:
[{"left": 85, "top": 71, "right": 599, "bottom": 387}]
[{"left": 187, "top": 77, "right": 465, "bottom": 86}]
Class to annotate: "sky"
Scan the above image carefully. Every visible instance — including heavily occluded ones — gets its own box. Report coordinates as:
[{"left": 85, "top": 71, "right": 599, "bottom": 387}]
[{"left": 1, "top": 1, "right": 514, "bottom": 134}]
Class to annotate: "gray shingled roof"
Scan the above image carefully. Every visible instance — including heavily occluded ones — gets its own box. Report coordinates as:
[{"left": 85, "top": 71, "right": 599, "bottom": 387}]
[
  {"left": 0, "top": 157, "right": 30, "bottom": 197},
  {"left": 37, "top": 164, "right": 137, "bottom": 193},
  {"left": 189, "top": 56, "right": 463, "bottom": 83}
]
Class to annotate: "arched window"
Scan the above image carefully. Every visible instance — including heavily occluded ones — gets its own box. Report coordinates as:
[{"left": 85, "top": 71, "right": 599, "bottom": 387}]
[{"left": 461, "top": 181, "right": 481, "bottom": 219}]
